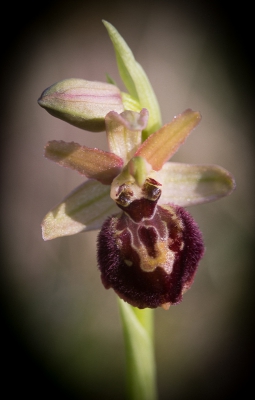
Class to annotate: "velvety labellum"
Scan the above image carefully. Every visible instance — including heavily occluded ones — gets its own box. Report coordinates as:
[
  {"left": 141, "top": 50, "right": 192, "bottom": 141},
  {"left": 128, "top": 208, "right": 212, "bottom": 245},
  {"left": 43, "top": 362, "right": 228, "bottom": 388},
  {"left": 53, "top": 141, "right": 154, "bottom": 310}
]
[{"left": 97, "top": 179, "right": 204, "bottom": 309}]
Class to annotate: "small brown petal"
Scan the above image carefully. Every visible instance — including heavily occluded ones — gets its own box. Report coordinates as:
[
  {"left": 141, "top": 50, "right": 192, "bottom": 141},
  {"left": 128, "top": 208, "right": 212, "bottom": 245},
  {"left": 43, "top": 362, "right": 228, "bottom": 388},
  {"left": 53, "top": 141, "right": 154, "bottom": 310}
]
[{"left": 45, "top": 140, "right": 124, "bottom": 184}]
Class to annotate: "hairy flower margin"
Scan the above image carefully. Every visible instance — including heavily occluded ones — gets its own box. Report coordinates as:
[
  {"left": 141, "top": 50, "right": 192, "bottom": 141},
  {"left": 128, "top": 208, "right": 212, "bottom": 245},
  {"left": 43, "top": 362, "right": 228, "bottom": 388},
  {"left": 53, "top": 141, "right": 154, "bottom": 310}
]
[{"left": 38, "top": 21, "right": 235, "bottom": 310}]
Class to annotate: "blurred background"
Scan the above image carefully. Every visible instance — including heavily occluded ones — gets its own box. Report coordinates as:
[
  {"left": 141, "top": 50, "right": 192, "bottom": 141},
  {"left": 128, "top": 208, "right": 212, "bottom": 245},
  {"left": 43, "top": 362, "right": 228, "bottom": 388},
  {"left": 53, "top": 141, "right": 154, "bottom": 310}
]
[{"left": 1, "top": 0, "right": 254, "bottom": 399}]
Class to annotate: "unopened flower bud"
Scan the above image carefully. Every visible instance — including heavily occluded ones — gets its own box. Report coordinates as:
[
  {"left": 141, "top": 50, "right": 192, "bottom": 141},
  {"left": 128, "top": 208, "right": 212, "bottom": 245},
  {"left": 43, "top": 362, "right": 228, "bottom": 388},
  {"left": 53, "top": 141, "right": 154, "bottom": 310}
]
[{"left": 38, "top": 79, "right": 124, "bottom": 132}]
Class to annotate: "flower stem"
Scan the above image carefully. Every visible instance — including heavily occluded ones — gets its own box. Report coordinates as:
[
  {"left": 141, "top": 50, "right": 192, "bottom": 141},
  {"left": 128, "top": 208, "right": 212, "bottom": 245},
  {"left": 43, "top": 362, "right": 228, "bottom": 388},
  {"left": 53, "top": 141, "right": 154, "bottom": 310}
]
[{"left": 118, "top": 298, "right": 158, "bottom": 400}]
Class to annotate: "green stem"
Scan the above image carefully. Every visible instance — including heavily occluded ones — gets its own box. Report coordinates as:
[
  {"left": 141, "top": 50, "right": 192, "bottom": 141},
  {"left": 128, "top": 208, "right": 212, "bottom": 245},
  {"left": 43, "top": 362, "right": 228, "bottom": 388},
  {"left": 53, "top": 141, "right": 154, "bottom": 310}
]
[{"left": 118, "top": 298, "right": 158, "bottom": 400}]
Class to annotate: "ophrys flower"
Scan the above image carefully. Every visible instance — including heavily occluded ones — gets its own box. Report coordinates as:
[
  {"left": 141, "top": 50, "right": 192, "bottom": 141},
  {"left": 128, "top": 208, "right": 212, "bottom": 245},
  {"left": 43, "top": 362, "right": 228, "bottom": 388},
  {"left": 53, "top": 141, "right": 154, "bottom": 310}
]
[{"left": 38, "top": 21, "right": 235, "bottom": 309}]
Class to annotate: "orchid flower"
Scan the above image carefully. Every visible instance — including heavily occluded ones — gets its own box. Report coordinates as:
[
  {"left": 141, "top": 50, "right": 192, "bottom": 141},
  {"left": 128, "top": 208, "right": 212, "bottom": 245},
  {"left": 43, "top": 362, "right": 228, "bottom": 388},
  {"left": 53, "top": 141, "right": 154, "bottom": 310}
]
[{"left": 38, "top": 21, "right": 235, "bottom": 311}]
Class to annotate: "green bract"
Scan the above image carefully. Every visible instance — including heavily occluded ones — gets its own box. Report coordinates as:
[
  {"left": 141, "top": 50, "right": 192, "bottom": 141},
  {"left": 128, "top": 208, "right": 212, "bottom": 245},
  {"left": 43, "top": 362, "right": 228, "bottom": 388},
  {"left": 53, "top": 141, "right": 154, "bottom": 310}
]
[{"left": 103, "top": 20, "right": 162, "bottom": 139}]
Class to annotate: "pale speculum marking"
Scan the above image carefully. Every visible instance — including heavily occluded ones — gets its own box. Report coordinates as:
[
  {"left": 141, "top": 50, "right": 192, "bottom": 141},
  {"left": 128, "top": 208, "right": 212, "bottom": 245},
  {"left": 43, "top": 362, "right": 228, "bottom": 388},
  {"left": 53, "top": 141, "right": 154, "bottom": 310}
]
[{"left": 113, "top": 178, "right": 182, "bottom": 275}]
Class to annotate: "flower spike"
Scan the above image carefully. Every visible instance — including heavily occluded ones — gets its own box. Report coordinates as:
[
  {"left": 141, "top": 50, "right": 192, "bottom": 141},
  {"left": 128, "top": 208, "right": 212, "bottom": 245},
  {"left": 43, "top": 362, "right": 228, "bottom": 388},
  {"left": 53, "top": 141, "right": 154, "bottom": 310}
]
[{"left": 39, "top": 20, "right": 236, "bottom": 309}]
